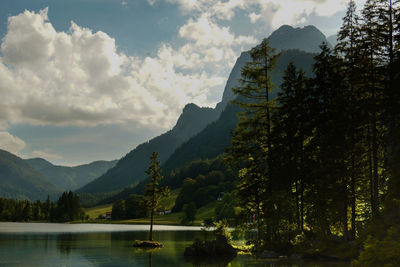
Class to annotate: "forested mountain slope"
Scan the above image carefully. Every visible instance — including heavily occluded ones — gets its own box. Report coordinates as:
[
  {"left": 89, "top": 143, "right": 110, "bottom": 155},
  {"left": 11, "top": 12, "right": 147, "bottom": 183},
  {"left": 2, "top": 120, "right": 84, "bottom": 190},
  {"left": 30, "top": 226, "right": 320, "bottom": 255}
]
[
  {"left": 0, "top": 149, "right": 62, "bottom": 201},
  {"left": 25, "top": 158, "right": 117, "bottom": 191},
  {"left": 77, "top": 104, "right": 219, "bottom": 194}
]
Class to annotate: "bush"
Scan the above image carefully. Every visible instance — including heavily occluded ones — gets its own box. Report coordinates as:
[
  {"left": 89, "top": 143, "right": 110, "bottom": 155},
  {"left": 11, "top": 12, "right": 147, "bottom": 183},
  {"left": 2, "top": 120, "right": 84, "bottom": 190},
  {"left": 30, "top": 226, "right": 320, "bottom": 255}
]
[
  {"left": 181, "top": 202, "right": 197, "bottom": 224},
  {"left": 214, "top": 220, "right": 232, "bottom": 244},
  {"left": 352, "top": 226, "right": 400, "bottom": 267}
]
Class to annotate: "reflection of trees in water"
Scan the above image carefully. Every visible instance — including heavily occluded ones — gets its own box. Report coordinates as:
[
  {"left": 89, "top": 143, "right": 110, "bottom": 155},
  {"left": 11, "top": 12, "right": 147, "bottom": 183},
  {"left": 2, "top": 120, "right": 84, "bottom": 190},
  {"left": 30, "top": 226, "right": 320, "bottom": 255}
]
[
  {"left": 54, "top": 230, "right": 224, "bottom": 266},
  {"left": 149, "top": 251, "right": 153, "bottom": 267},
  {"left": 56, "top": 234, "right": 77, "bottom": 256}
]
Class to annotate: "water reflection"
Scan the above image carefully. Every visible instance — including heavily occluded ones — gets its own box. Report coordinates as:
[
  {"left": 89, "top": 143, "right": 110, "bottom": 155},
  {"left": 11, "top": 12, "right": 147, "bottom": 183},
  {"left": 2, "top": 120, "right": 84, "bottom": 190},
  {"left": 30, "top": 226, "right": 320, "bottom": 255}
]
[
  {"left": 0, "top": 223, "right": 351, "bottom": 267},
  {"left": 149, "top": 251, "right": 153, "bottom": 267}
]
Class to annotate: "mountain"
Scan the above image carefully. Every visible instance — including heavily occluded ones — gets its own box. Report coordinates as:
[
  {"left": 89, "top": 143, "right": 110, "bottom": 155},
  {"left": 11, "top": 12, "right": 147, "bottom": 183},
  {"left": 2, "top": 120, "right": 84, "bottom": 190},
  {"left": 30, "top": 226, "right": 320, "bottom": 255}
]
[
  {"left": 92, "top": 48, "right": 317, "bottom": 206},
  {"left": 76, "top": 104, "right": 219, "bottom": 194},
  {"left": 79, "top": 25, "right": 326, "bottom": 203},
  {"left": 0, "top": 149, "right": 62, "bottom": 201},
  {"left": 268, "top": 25, "right": 331, "bottom": 53},
  {"left": 216, "top": 52, "right": 251, "bottom": 112},
  {"left": 327, "top": 34, "right": 338, "bottom": 47},
  {"left": 25, "top": 158, "right": 117, "bottom": 191},
  {"left": 163, "top": 49, "right": 315, "bottom": 171},
  {"left": 217, "top": 25, "right": 328, "bottom": 111}
]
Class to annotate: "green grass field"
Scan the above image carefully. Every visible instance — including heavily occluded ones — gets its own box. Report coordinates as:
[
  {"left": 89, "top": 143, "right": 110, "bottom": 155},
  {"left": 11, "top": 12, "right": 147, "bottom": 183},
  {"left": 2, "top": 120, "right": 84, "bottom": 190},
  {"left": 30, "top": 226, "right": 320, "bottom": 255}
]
[
  {"left": 83, "top": 193, "right": 218, "bottom": 226},
  {"left": 85, "top": 204, "right": 112, "bottom": 219}
]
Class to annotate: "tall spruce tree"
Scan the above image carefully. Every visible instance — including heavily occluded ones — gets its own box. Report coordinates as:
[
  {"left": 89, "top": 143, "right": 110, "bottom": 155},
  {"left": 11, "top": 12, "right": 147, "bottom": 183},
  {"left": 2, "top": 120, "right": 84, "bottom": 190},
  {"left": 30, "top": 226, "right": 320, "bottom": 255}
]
[
  {"left": 144, "top": 152, "right": 169, "bottom": 241},
  {"left": 227, "top": 38, "right": 280, "bottom": 243},
  {"left": 360, "top": 0, "right": 385, "bottom": 217},
  {"left": 335, "top": 0, "right": 363, "bottom": 240},
  {"left": 307, "top": 43, "right": 350, "bottom": 239},
  {"left": 274, "top": 62, "right": 310, "bottom": 233}
]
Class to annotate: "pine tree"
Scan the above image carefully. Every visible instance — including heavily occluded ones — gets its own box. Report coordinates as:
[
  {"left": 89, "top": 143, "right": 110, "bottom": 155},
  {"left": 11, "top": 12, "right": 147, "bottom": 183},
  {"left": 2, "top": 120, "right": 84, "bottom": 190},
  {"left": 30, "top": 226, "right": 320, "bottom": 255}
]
[
  {"left": 227, "top": 38, "right": 280, "bottom": 244},
  {"left": 360, "top": 0, "right": 386, "bottom": 217},
  {"left": 144, "top": 152, "right": 169, "bottom": 241},
  {"left": 274, "top": 62, "right": 310, "bottom": 233},
  {"left": 336, "top": 0, "right": 364, "bottom": 240}
]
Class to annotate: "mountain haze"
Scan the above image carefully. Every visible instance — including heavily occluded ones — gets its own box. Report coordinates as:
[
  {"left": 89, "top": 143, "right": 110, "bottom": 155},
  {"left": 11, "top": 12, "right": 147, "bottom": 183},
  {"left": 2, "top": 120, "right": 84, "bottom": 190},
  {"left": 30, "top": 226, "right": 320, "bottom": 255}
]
[
  {"left": 77, "top": 25, "right": 328, "bottom": 202},
  {"left": 77, "top": 104, "right": 219, "bottom": 194},
  {"left": 25, "top": 158, "right": 117, "bottom": 191},
  {"left": 217, "top": 25, "right": 328, "bottom": 111},
  {"left": 268, "top": 25, "right": 332, "bottom": 53},
  {"left": 0, "top": 149, "right": 62, "bottom": 201},
  {"left": 163, "top": 49, "right": 316, "bottom": 171}
]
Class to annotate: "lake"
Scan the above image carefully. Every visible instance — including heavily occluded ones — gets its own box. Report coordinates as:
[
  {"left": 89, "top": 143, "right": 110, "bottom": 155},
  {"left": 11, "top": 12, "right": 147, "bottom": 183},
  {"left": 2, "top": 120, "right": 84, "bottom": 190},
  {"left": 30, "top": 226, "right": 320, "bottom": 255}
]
[{"left": 0, "top": 222, "right": 349, "bottom": 266}]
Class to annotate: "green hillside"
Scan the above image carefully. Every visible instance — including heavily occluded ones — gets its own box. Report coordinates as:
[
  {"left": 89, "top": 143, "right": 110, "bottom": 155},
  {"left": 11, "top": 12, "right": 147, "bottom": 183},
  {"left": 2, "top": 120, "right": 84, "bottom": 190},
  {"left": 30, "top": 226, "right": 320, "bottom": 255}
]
[
  {"left": 76, "top": 104, "right": 219, "bottom": 196},
  {"left": 25, "top": 158, "right": 117, "bottom": 191},
  {"left": 0, "top": 149, "right": 62, "bottom": 201},
  {"left": 77, "top": 25, "right": 323, "bottom": 204}
]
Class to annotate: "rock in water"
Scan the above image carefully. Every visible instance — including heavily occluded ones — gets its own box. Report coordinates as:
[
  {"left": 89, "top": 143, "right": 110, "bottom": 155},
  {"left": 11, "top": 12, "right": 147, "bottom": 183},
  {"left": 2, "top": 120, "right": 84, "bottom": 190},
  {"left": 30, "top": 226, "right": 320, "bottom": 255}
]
[
  {"left": 184, "top": 238, "right": 237, "bottom": 261},
  {"left": 132, "top": 240, "right": 164, "bottom": 248}
]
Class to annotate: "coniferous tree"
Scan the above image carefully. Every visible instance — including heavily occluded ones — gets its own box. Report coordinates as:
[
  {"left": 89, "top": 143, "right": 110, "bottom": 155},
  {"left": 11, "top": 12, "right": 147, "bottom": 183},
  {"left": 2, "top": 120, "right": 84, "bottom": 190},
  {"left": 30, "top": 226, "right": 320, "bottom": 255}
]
[
  {"left": 144, "top": 152, "right": 169, "bottom": 241},
  {"left": 273, "top": 62, "right": 310, "bottom": 233},
  {"left": 227, "top": 38, "right": 280, "bottom": 243},
  {"left": 335, "top": 0, "right": 364, "bottom": 240},
  {"left": 360, "top": 0, "right": 386, "bottom": 217},
  {"left": 305, "top": 43, "right": 350, "bottom": 239}
]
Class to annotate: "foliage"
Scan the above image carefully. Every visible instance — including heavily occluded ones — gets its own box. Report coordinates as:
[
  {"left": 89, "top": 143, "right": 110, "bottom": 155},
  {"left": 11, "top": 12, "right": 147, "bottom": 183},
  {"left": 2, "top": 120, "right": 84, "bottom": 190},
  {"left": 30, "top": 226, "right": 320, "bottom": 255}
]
[
  {"left": 215, "top": 192, "right": 238, "bottom": 225},
  {"left": 353, "top": 227, "right": 400, "bottom": 266},
  {"left": 111, "top": 200, "right": 126, "bottom": 220},
  {"left": 0, "top": 191, "right": 85, "bottom": 222},
  {"left": 173, "top": 169, "right": 236, "bottom": 212},
  {"left": 144, "top": 151, "right": 170, "bottom": 241},
  {"left": 56, "top": 191, "right": 85, "bottom": 222},
  {"left": 125, "top": 194, "right": 147, "bottom": 219},
  {"left": 213, "top": 220, "right": 232, "bottom": 244},
  {"left": 223, "top": 0, "right": 400, "bottom": 260},
  {"left": 181, "top": 202, "right": 197, "bottom": 224}
]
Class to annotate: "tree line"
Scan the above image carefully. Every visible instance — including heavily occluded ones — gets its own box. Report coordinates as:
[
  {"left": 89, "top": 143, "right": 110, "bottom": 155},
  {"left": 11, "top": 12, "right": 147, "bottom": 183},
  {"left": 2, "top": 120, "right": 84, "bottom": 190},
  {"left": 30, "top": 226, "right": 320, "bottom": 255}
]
[
  {"left": 227, "top": 0, "right": 400, "bottom": 262},
  {"left": 0, "top": 191, "right": 85, "bottom": 222}
]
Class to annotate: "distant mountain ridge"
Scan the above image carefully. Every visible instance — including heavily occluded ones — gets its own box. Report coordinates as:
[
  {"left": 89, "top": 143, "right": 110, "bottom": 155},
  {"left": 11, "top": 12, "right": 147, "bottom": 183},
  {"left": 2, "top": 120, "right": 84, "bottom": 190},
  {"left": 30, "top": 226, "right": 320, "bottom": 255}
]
[
  {"left": 76, "top": 103, "right": 220, "bottom": 194},
  {"left": 217, "top": 25, "right": 330, "bottom": 111},
  {"left": 0, "top": 149, "right": 62, "bottom": 201},
  {"left": 268, "top": 25, "right": 332, "bottom": 53},
  {"left": 77, "top": 24, "right": 329, "bottom": 202},
  {"left": 25, "top": 158, "right": 117, "bottom": 191}
]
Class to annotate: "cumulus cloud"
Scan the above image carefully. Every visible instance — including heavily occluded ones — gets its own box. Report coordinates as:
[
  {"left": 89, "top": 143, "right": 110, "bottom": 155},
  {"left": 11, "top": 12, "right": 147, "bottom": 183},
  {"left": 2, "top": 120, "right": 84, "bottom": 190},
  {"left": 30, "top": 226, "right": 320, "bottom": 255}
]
[
  {"left": 249, "top": 12, "right": 261, "bottom": 23},
  {"left": 0, "top": 132, "right": 26, "bottom": 155},
  {"left": 164, "top": 0, "right": 366, "bottom": 29},
  {"left": 0, "top": 8, "right": 252, "bottom": 131},
  {"left": 0, "top": 1, "right": 363, "bottom": 135}
]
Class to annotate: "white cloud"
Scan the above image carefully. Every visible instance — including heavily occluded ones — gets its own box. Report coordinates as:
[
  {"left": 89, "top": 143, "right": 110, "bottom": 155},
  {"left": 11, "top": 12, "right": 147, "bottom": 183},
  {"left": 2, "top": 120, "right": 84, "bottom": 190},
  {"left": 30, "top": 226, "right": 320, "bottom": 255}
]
[
  {"left": 0, "top": 132, "right": 26, "bottom": 155},
  {"left": 121, "top": 1, "right": 128, "bottom": 7},
  {"left": 249, "top": 12, "right": 261, "bottom": 23},
  {"left": 32, "top": 149, "right": 63, "bottom": 160},
  {"left": 0, "top": 8, "right": 243, "bottom": 131},
  {"left": 167, "top": 0, "right": 366, "bottom": 29},
  {"left": 0, "top": 1, "right": 362, "bottom": 135}
]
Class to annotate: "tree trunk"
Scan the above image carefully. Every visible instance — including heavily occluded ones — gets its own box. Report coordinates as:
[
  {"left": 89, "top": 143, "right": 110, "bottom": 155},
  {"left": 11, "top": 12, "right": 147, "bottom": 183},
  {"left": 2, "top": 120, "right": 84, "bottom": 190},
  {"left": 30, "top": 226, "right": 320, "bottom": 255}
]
[
  {"left": 351, "top": 155, "right": 356, "bottom": 240},
  {"left": 295, "top": 179, "right": 301, "bottom": 231},
  {"left": 149, "top": 207, "right": 154, "bottom": 241}
]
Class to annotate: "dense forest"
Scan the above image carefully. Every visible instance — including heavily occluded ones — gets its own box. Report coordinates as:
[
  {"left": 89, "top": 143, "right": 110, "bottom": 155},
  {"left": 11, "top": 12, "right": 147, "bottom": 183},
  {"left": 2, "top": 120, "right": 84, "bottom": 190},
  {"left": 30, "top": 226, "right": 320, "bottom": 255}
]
[
  {"left": 226, "top": 0, "right": 400, "bottom": 264},
  {"left": 0, "top": 191, "right": 85, "bottom": 222}
]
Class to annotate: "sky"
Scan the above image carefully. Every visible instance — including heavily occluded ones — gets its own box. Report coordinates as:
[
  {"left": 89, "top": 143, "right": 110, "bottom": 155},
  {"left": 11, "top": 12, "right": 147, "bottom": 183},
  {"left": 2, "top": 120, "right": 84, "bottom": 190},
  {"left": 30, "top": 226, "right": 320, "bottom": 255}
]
[{"left": 0, "top": 0, "right": 367, "bottom": 166}]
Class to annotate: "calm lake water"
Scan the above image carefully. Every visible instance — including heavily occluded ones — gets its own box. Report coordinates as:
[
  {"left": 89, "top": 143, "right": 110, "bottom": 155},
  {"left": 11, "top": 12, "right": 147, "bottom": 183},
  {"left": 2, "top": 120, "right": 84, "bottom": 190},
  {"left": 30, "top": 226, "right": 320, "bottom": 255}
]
[{"left": 0, "top": 222, "right": 349, "bottom": 267}]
